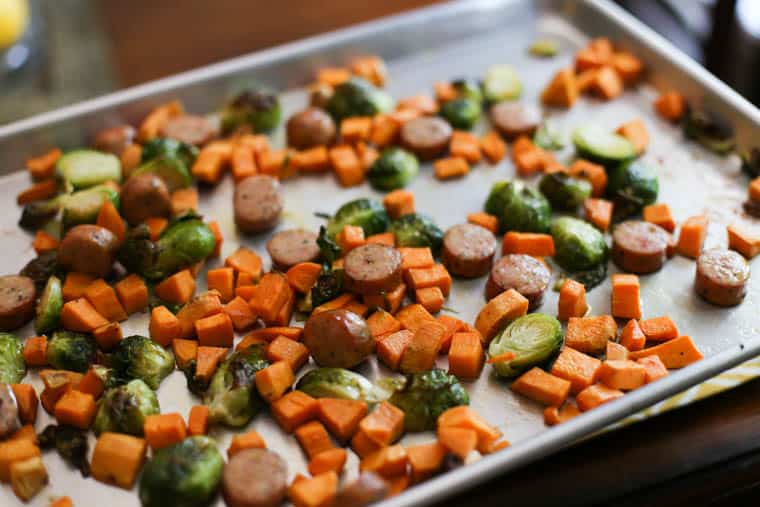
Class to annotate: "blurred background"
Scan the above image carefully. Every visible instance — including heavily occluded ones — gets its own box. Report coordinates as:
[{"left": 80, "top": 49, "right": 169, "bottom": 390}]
[{"left": 0, "top": 0, "right": 757, "bottom": 124}]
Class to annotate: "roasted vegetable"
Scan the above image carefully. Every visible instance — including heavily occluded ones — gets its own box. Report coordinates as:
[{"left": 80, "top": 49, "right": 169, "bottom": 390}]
[
  {"left": 221, "top": 89, "right": 282, "bottom": 134},
  {"left": 46, "top": 331, "right": 97, "bottom": 373},
  {"left": 388, "top": 213, "right": 444, "bottom": 255},
  {"left": 110, "top": 335, "right": 174, "bottom": 389},
  {"left": 0, "top": 333, "right": 25, "bottom": 384},
  {"left": 133, "top": 138, "right": 196, "bottom": 191},
  {"left": 484, "top": 180, "right": 552, "bottom": 233},
  {"left": 528, "top": 39, "right": 559, "bottom": 58},
  {"left": 182, "top": 360, "right": 210, "bottom": 396},
  {"left": 482, "top": 64, "right": 522, "bottom": 103},
  {"left": 296, "top": 367, "right": 398, "bottom": 403},
  {"left": 309, "top": 265, "right": 344, "bottom": 309},
  {"left": 38, "top": 424, "right": 90, "bottom": 477},
  {"left": 487, "top": 314, "right": 563, "bottom": 378},
  {"left": 606, "top": 160, "right": 659, "bottom": 219},
  {"left": 56, "top": 150, "right": 122, "bottom": 190},
  {"left": 326, "top": 77, "right": 393, "bottom": 122},
  {"left": 62, "top": 185, "right": 120, "bottom": 228},
  {"left": 533, "top": 120, "right": 564, "bottom": 151},
  {"left": 683, "top": 107, "right": 735, "bottom": 154},
  {"left": 558, "top": 263, "right": 608, "bottom": 292},
  {"left": 139, "top": 436, "right": 224, "bottom": 507},
  {"left": 367, "top": 147, "right": 420, "bottom": 191},
  {"left": 572, "top": 124, "right": 636, "bottom": 166},
  {"left": 20, "top": 251, "right": 60, "bottom": 294},
  {"left": 741, "top": 147, "right": 760, "bottom": 178},
  {"left": 451, "top": 79, "right": 484, "bottom": 104},
  {"left": 439, "top": 98, "right": 481, "bottom": 130},
  {"left": 551, "top": 216, "right": 608, "bottom": 272},
  {"left": 539, "top": 172, "right": 592, "bottom": 210},
  {"left": 326, "top": 198, "right": 389, "bottom": 239},
  {"left": 34, "top": 275, "right": 63, "bottom": 334},
  {"left": 316, "top": 225, "right": 342, "bottom": 264},
  {"left": 204, "top": 345, "right": 269, "bottom": 427},
  {"left": 388, "top": 369, "right": 469, "bottom": 432},
  {"left": 93, "top": 379, "right": 160, "bottom": 436},
  {"left": 118, "top": 224, "right": 158, "bottom": 277},
  {"left": 19, "top": 199, "right": 60, "bottom": 230}
]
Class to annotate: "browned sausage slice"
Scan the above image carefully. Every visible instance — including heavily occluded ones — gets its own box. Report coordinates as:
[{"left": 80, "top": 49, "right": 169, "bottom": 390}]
[
  {"left": 222, "top": 448, "right": 288, "bottom": 507},
  {"left": 486, "top": 254, "right": 551, "bottom": 309},
  {"left": 0, "top": 276, "right": 36, "bottom": 331},
  {"left": 120, "top": 173, "right": 172, "bottom": 226},
  {"left": 266, "top": 229, "right": 320, "bottom": 270},
  {"left": 343, "top": 244, "right": 403, "bottom": 295},
  {"left": 489, "top": 102, "right": 541, "bottom": 139},
  {"left": 286, "top": 107, "right": 337, "bottom": 149},
  {"left": 333, "top": 472, "right": 389, "bottom": 507},
  {"left": 0, "top": 384, "right": 20, "bottom": 439},
  {"left": 441, "top": 223, "right": 496, "bottom": 278},
  {"left": 695, "top": 248, "right": 750, "bottom": 306},
  {"left": 400, "top": 116, "right": 452, "bottom": 160},
  {"left": 159, "top": 114, "right": 217, "bottom": 146},
  {"left": 612, "top": 220, "right": 670, "bottom": 274},
  {"left": 58, "top": 225, "right": 119, "bottom": 278},
  {"left": 303, "top": 309, "right": 374, "bottom": 368},
  {"left": 234, "top": 175, "right": 283, "bottom": 234},
  {"left": 93, "top": 125, "right": 136, "bottom": 155}
]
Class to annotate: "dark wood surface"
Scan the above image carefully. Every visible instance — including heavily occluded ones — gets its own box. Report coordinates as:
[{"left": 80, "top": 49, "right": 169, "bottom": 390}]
[{"left": 95, "top": 2, "right": 760, "bottom": 505}]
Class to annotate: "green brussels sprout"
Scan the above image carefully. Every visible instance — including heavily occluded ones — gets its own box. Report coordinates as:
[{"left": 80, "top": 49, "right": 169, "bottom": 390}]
[
  {"left": 326, "top": 77, "right": 393, "bottom": 122},
  {"left": 20, "top": 251, "right": 60, "bottom": 294},
  {"left": 482, "top": 64, "right": 522, "bottom": 103},
  {"left": 46, "top": 331, "right": 97, "bottom": 373},
  {"left": 93, "top": 379, "right": 160, "bottom": 436},
  {"left": 487, "top": 314, "right": 563, "bottom": 378},
  {"left": 439, "top": 98, "right": 481, "bottom": 130},
  {"left": 367, "top": 148, "right": 420, "bottom": 191},
  {"left": 139, "top": 436, "right": 224, "bottom": 507},
  {"left": 56, "top": 150, "right": 122, "bottom": 190},
  {"left": 110, "top": 335, "right": 174, "bottom": 389},
  {"left": 221, "top": 89, "right": 282, "bottom": 134},
  {"left": 528, "top": 39, "right": 559, "bottom": 58},
  {"left": 296, "top": 368, "right": 398, "bottom": 403},
  {"left": 388, "top": 213, "right": 444, "bottom": 255},
  {"left": 0, "top": 333, "right": 25, "bottom": 384},
  {"left": 326, "top": 198, "right": 389, "bottom": 239},
  {"left": 62, "top": 185, "right": 120, "bottom": 229},
  {"left": 118, "top": 224, "right": 158, "bottom": 277},
  {"left": 741, "top": 147, "right": 760, "bottom": 178},
  {"left": 133, "top": 138, "right": 196, "bottom": 191},
  {"left": 572, "top": 124, "right": 636, "bottom": 166},
  {"left": 451, "top": 79, "right": 483, "bottom": 104},
  {"left": 554, "top": 263, "right": 608, "bottom": 292},
  {"left": 484, "top": 180, "right": 552, "bottom": 233},
  {"left": 38, "top": 424, "right": 90, "bottom": 477},
  {"left": 606, "top": 160, "right": 659, "bottom": 220},
  {"left": 35, "top": 275, "right": 63, "bottom": 334},
  {"left": 551, "top": 216, "right": 608, "bottom": 272},
  {"left": 683, "top": 107, "right": 735, "bottom": 154},
  {"left": 539, "top": 172, "right": 592, "bottom": 210},
  {"left": 388, "top": 369, "right": 469, "bottom": 432},
  {"left": 309, "top": 265, "right": 344, "bottom": 309},
  {"left": 533, "top": 120, "right": 564, "bottom": 151},
  {"left": 204, "top": 345, "right": 269, "bottom": 427},
  {"left": 316, "top": 226, "right": 342, "bottom": 264}
]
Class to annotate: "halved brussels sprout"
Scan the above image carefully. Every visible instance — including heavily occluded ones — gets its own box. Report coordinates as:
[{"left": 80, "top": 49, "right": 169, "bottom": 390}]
[
  {"left": 572, "top": 124, "right": 636, "bottom": 166},
  {"left": 46, "top": 331, "right": 96, "bottom": 373},
  {"left": 37, "top": 424, "right": 90, "bottom": 477},
  {"left": 484, "top": 180, "right": 552, "bottom": 233},
  {"left": 483, "top": 64, "right": 522, "bottom": 103},
  {"left": 367, "top": 147, "right": 420, "bottom": 191},
  {"left": 533, "top": 120, "right": 564, "bottom": 151},
  {"left": 326, "top": 198, "right": 389, "bottom": 239},
  {"left": 133, "top": 138, "right": 196, "bottom": 191},
  {"left": 326, "top": 77, "right": 393, "bottom": 122},
  {"left": 34, "top": 275, "right": 62, "bottom": 334},
  {"left": 20, "top": 251, "right": 60, "bottom": 295},
  {"left": 56, "top": 150, "right": 122, "bottom": 190},
  {"left": 93, "top": 379, "right": 160, "bottom": 436},
  {"left": 487, "top": 314, "right": 562, "bottom": 378},
  {"left": 539, "top": 172, "right": 592, "bottom": 211},
  {"left": 0, "top": 333, "right": 24, "bottom": 384},
  {"left": 110, "top": 335, "right": 174, "bottom": 389},
  {"left": 296, "top": 368, "right": 397, "bottom": 403},
  {"left": 62, "top": 185, "right": 120, "bottom": 229},
  {"left": 439, "top": 98, "right": 481, "bottom": 130},
  {"left": 551, "top": 216, "right": 608, "bottom": 272},
  {"left": 451, "top": 79, "right": 483, "bottom": 104},
  {"left": 606, "top": 160, "right": 658, "bottom": 220},
  {"left": 388, "top": 369, "right": 469, "bottom": 432},
  {"left": 683, "top": 108, "right": 735, "bottom": 154},
  {"left": 388, "top": 213, "right": 444, "bottom": 255},
  {"left": 221, "top": 89, "right": 282, "bottom": 134}
]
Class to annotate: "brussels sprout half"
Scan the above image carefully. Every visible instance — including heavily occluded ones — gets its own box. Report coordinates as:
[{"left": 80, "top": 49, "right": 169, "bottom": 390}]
[
  {"left": 296, "top": 367, "right": 397, "bottom": 403},
  {"left": 388, "top": 213, "right": 444, "bottom": 256},
  {"left": 539, "top": 172, "right": 592, "bottom": 211},
  {"left": 326, "top": 77, "right": 393, "bottom": 122},
  {"left": 93, "top": 379, "right": 160, "bottom": 436},
  {"left": 388, "top": 369, "right": 469, "bottom": 432},
  {"left": 606, "top": 160, "right": 659, "bottom": 220},
  {"left": 110, "top": 335, "right": 174, "bottom": 389},
  {"left": 488, "top": 314, "right": 563, "bottom": 378},
  {"left": 551, "top": 216, "right": 608, "bottom": 272},
  {"left": 367, "top": 147, "right": 420, "bottom": 191},
  {"left": 221, "top": 89, "right": 282, "bottom": 134},
  {"left": 439, "top": 98, "right": 481, "bottom": 130},
  {"left": 485, "top": 180, "right": 552, "bottom": 233},
  {"left": 46, "top": 331, "right": 97, "bottom": 373},
  {"left": 0, "top": 333, "right": 25, "bottom": 384},
  {"left": 326, "top": 198, "right": 389, "bottom": 239}
]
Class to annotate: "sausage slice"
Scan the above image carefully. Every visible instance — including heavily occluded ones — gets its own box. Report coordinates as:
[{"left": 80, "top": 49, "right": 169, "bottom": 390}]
[
  {"left": 159, "top": 114, "right": 217, "bottom": 146},
  {"left": 93, "top": 125, "right": 136, "bottom": 155},
  {"left": 343, "top": 244, "right": 403, "bottom": 295},
  {"left": 303, "top": 309, "right": 374, "bottom": 368},
  {"left": 489, "top": 102, "right": 541, "bottom": 139},
  {"left": 695, "top": 248, "right": 750, "bottom": 306},
  {"left": 266, "top": 229, "right": 320, "bottom": 270},
  {"left": 234, "top": 175, "right": 283, "bottom": 234},
  {"left": 400, "top": 116, "right": 452, "bottom": 160},
  {"left": 222, "top": 448, "right": 288, "bottom": 507},
  {"left": 612, "top": 220, "right": 670, "bottom": 274},
  {"left": 0, "top": 275, "right": 36, "bottom": 331},
  {"left": 58, "top": 225, "right": 119, "bottom": 278},
  {"left": 441, "top": 223, "right": 496, "bottom": 278},
  {"left": 121, "top": 173, "right": 172, "bottom": 226},
  {"left": 333, "top": 472, "right": 389, "bottom": 507},
  {"left": 486, "top": 254, "right": 551, "bottom": 309},
  {"left": 286, "top": 107, "right": 337, "bottom": 149},
  {"left": 0, "top": 384, "right": 20, "bottom": 439}
]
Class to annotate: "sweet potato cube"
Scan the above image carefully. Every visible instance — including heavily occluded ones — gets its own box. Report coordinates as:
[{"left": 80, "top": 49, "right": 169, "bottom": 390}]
[
  {"left": 511, "top": 367, "right": 571, "bottom": 406},
  {"left": 550, "top": 346, "right": 602, "bottom": 394},
  {"left": 564, "top": 315, "right": 617, "bottom": 355}
]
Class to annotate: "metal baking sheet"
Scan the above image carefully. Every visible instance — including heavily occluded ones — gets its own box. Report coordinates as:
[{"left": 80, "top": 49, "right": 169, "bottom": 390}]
[{"left": 2, "top": 0, "right": 760, "bottom": 505}]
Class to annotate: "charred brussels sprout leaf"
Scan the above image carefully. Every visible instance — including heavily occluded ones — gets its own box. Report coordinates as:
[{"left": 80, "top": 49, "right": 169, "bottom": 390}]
[
  {"left": 204, "top": 345, "right": 269, "bottom": 427},
  {"left": 38, "top": 424, "right": 90, "bottom": 477},
  {"left": 388, "top": 213, "right": 444, "bottom": 255},
  {"left": 326, "top": 198, "right": 389, "bottom": 239},
  {"left": 326, "top": 77, "right": 393, "bottom": 122},
  {"left": 310, "top": 265, "right": 344, "bottom": 309},
  {"left": 110, "top": 335, "right": 174, "bottom": 389},
  {"left": 93, "top": 379, "right": 160, "bottom": 436},
  {"left": 485, "top": 180, "right": 552, "bottom": 233},
  {"left": 133, "top": 138, "right": 196, "bottom": 191},
  {"left": 367, "top": 147, "right": 420, "bottom": 191},
  {"left": 221, "top": 89, "right": 282, "bottom": 134},
  {"left": 139, "top": 436, "right": 224, "bottom": 507},
  {"left": 46, "top": 331, "right": 96, "bottom": 373},
  {"left": 0, "top": 333, "right": 25, "bottom": 384},
  {"left": 488, "top": 314, "right": 563, "bottom": 378},
  {"left": 539, "top": 172, "right": 592, "bottom": 211},
  {"left": 316, "top": 226, "right": 342, "bottom": 264},
  {"left": 182, "top": 360, "right": 210, "bottom": 396},
  {"left": 20, "top": 251, "right": 60, "bottom": 295},
  {"left": 683, "top": 108, "right": 736, "bottom": 154},
  {"left": 558, "top": 263, "right": 608, "bottom": 292},
  {"left": 389, "top": 369, "right": 469, "bottom": 432},
  {"left": 551, "top": 216, "right": 608, "bottom": 272},
  {"left": 606, "top": 160, "right": 658, "bottom": 220},
  {"left": 439, "top": 98, "right": 481, "bottom": 130},
  {"left": 296, "top": 367, "right": 397, "bottom": 403}
]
